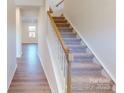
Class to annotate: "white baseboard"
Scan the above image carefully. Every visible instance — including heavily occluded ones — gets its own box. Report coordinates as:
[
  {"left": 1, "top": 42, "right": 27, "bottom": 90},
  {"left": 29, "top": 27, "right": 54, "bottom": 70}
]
[
  {"left": 64, "top": 14, "right": 116, "bottom": 83},
  {"left": 7, "top": 64, "right": 17, "bottom": 90}
]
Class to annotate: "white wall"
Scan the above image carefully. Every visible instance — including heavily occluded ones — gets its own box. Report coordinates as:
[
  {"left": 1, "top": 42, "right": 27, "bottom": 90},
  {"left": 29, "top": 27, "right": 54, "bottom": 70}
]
[
  {"left": 21, "top": 8, "right": 39, "bottom": 19},
  {"left": 15, "top": 0, "right": 44, "bottom": 6},
  {"left": 49, "top": 0, "right": 62, "bottom": 6},
  {"left": 7, "top": 0, "right": 17, "bottom": 89},
  {"left": 22, "top": 23, "right": 38, "bottom": 43},
  {"left": 38, "top": 3, "right": 59, "bottom": 93},
  {"left": 64, "top": 0, "right": 116, "bottom": 82},
  {"left": 16, "top": 7, "right": 22, "bottom": 57}
]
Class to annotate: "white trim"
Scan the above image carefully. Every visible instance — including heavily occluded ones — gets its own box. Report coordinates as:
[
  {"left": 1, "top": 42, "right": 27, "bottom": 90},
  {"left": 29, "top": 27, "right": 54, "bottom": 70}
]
[
  {"left": 7, "top": 64, "right": 17, "bottom": 90},
  {"left": 64, "top": 14, "right": 116, "bottom": 83}
]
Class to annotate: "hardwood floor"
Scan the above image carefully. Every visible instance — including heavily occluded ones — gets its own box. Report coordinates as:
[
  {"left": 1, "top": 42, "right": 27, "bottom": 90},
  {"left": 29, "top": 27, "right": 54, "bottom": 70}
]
[{"left": 8, "top": 44, "right": 51, "bottom": 93}]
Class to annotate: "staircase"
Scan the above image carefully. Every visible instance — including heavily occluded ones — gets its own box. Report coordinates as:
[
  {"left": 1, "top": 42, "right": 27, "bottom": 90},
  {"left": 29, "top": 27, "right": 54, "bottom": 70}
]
[{"left": 52, "top": 16, "right": 115, "bottom": 93}]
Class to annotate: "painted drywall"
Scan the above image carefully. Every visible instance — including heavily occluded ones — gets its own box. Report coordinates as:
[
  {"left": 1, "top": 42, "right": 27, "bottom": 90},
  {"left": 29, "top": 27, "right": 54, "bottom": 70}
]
[
  {"left": 64, "top": 0, "right": 116, "bottom": 82},
  {"left": 22, "top": 23, "right": 38, "bottom": 43},
  {"left": 38, "top": 5, "right": 59, "bottom": 93},
  {"left": 49, "top": 0, "right": 62, "bottom": 6},
  {"left": 7, "top": 0, "right": 17, "bottom": 89},
  {"left": 15, "top": 0, "right": 44, "bottom": 6},
  {"left": 16, "top": 7, "right": 22, "bottom": 57},
  {"left": 21, "top": 8, "right": 39, "bottom": 20}
]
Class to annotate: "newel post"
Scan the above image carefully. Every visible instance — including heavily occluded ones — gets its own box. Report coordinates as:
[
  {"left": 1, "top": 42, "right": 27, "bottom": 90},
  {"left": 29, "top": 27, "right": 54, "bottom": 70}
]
[{"left": 66, "top": 49, "right": 72, "bottom": 93}]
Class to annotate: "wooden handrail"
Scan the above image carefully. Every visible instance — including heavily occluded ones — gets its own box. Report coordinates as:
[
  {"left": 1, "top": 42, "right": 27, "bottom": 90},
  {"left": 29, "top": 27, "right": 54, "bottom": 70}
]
[
  {"left": 49, "top": 7, "right": 53, "bottom": 13},
  {"left": 56, "top": 0, "right": 64, "bottom": 7},
  {"left": 47, "top": 11, "right": 69, "bottom": 54}
]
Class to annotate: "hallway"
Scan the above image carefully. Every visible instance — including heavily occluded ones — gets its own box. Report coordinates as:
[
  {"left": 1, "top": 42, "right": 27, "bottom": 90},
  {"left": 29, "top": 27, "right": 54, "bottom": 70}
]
[{"left": 8, "top": 44, "right": 51, "bottom": 93}]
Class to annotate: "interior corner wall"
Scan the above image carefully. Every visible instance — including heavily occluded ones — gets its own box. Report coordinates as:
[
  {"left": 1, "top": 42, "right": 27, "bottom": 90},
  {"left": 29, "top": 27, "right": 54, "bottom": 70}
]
[
  {"left": 16, "top": 7, "right": 22, "bottom": 58},
  {"left": 64, "top": 0, "right": 116, "bottom": 82},
  {"left": 7, "top": 0, "right": 17, "bottom": 89}
]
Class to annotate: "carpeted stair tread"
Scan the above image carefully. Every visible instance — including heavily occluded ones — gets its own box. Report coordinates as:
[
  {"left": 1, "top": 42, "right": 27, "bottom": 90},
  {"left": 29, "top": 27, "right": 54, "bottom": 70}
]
[
  {"left": 71, "top": 53, "right": 94, "bottom": 62},
  {"left": 60, "top": 31, "right": 76, "bottom": 34},
  {"left": 65, "top": 44, "right": 86, "bottom": 48},
  {"left": 61, "top": 32, "right": 76, "bottom": 35},
  {"left": 69, "top": 46, "right": 87, "bottom": 53},
  {"left": 71, "top": 62, "right": 102, "bottom": 70},
  {"left": 72, "top": 90, "right": 114, "bottom": 93},
  {"left": 62, "top": 37, "right": 80, "bottom": 40},
  {"left": 65, "top": 43, "right": 86, "bottom": 48},
  {"left": 63, "top": 38, "right": 81, "bottom": 41},
  {"left": 61, "top": 32, "right": 77, "bottom": 35},
  {"left": 72, "top": 75, "right": 113, "bottom": 90},
  {"left": 64, "top": 41, "right": 81, "bottom": 45},
  {"left": 53, "top": 16, "right": 65, "bottom": 19},
  {"left": 71, "top": 53, "right": 94, "bottom": 57},
  {"left": 62, "top": 34, "right": 77, "bottom": 38},
  {"left": 66, "top": 43, "right": 87, "bottom": 48},
  {"left": 72, "top": 75, "right": 113, "bottom": 84},
  {"left": 54, "top": 19, "right": 67, "bottom": 23},
  {"left": 63, "top": 38, "right": 81, "bottom": 44},
  {"left": 58, "top": 27, "right": 73, "bottom": 30},
  {"left": 56, "top": 23, "right": 70, "bottom": 27},
  {"left": 59, "top": 29, "right": 73, "bottom": 32},
  {"left": 72, "top": 69, "right": 101, "bottom": 76},
  {"left": 68, "top": 45, "right": 87, "bottom": 49}
]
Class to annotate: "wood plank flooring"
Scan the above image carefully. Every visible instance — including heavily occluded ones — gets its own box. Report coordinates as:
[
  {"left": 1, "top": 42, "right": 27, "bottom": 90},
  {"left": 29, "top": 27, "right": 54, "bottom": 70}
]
[{"left": 8, "top": 44, "right": 51, "bottom": 93}]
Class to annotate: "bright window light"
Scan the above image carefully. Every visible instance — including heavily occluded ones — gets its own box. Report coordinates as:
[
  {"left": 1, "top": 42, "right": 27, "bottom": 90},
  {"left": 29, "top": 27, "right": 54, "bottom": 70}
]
[
  {"left": 28, "top": 26, "right": 36, "bottom": 38},
  {"left": 29, "top": 32, "right": 36, "bottom": 38},
  {"left": 28, "top": 26, "right": 36, "bottom": 32}
]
